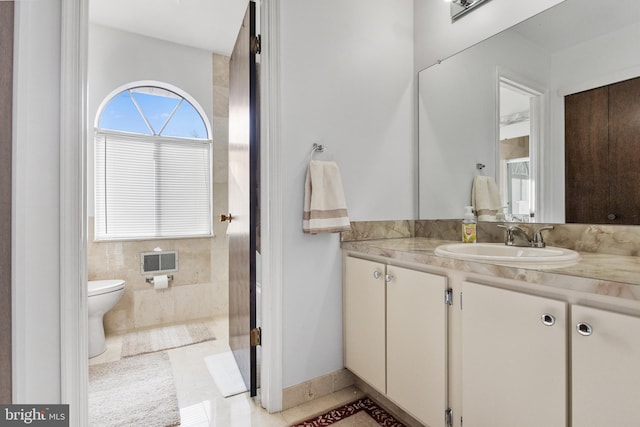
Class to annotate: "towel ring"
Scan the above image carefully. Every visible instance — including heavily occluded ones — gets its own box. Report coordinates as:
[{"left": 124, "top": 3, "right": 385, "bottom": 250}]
[{"left": 310, "top": 143, "right": 327, "bottom": 159}]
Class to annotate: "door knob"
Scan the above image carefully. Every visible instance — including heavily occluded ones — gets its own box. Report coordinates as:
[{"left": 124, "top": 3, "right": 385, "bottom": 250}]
[
  {"left": 541, "top": 313, "right": 556, "bottom": 326},
  {"left": 220, "top": 213, "right": 233, "bottom": 223},
  {"left": 576, "top": 322, "right": 593, "bottom": 336}
]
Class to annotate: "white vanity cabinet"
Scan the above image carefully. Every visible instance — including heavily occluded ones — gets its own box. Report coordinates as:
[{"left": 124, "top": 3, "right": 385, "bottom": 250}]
[
  {"left": 343, "top": 248, "right": 640, "bottom": 427},
  {"left": 461, "top": 283, "right": 640, "bottom": 427},
  {"left": 344, "top": 256, "right": 448, "bottom": 427},
  {"left": 461, "top": 281, "right": 567, "bottom": 427},
  {"left": 571, "top": 305, "right": 640, "bottom": 427}
]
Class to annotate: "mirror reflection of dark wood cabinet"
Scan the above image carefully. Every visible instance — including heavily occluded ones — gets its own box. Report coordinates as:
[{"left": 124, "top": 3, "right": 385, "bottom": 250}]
[{"left": 565, "top": 76, "right": 640, "bottom": 225}]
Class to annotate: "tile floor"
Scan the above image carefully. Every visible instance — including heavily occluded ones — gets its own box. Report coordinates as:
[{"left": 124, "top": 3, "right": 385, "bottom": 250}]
[{"left": 90, "top": 317, "right": 366, "bottom": 426}]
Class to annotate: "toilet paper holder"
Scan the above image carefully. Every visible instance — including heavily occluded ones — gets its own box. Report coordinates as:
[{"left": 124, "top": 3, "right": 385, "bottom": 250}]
[{"left": 145, "top": 275, "right": 174, "bottom": 284}]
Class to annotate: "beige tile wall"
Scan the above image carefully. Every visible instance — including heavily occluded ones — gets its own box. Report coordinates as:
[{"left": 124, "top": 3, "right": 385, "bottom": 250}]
[
  {"left": 87, "top": 217, "right": 215, "bottom": 333},
  {"left": 88, "top": 53, "right": 230, "bottom": 335},
  {"left": 211, "top": 53, "right": 230, "bottom": 317},
  {"left": 343, "top": 219, "right": 640, "bottom": 257}
]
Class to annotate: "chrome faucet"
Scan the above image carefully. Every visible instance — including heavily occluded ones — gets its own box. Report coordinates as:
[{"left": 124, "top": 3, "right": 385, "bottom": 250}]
[
  {"left": 497, "top": 224, "right": 531, "bottom": 247},
  {"left": 497, "top": 224, "right": 554, "bottom": 248},
  {"left": 531, "top": 225, "right": 554, "bottom": 248}
]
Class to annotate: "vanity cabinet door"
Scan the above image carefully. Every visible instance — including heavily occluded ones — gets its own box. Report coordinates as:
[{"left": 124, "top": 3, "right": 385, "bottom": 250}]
[
  {"left": 461, "top": 282, "right": 567, "bottom": 427},
  {"left": 344, "top": 256, "right": 386, "bottom": 393},
  {"left": 572, "top": 305, "right": 640, "bottom": 427},
  {"left": 386, "top": 266, "right": 447, "bottom": 427}
]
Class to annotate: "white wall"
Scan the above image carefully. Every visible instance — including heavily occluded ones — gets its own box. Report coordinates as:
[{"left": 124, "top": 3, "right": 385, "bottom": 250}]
[
  {"left": 414, "top": 0, "right": 564, "bottom": 72},
  {"left": 12, "top": 0, "right": 62, "bottom": 402},
  {"left": 87, "top": 24, "right": 214, "bottom": 216},
  {"left": 278, "top": 0, "right": 415, "bottom": 388}
]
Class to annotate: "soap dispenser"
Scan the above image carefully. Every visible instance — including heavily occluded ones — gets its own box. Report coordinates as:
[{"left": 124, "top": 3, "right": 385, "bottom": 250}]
[{"left": 462, "top": 206, "right": 477, "bottom": 243}]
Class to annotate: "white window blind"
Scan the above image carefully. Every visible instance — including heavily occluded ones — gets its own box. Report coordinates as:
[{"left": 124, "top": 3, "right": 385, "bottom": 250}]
[{"left": 95, "top": 131, "right": 212, "bottom": 240}]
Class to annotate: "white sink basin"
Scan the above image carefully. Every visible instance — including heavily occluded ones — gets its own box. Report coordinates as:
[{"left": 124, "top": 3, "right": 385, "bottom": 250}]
[{"left": 434, "top": 243, "right": 581, "bottom": 268}]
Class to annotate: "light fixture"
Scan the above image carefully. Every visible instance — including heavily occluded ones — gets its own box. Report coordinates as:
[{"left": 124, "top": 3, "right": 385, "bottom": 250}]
[{"left": 450, "top": 0, "right": 492, "bottom": 21}]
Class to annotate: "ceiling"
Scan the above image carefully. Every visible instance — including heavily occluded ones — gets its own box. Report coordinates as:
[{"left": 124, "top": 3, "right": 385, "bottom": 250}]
[
  {"left": 513, "top": 0, "right": 639, "bottom": 52},
  {"left": 89, "top": 0, "right": 249, "bottom": 55}
]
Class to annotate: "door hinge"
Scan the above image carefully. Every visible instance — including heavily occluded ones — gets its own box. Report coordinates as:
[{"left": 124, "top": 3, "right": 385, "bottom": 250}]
[
  {"left": 250, "top": 327, "right": 262, "bottom": 346},
  {"left": 251, "top": 34, "right": 261, "bottom": 54},
  {"left": 445, "top": 408, "right": 453, "bottom": 427},
  {"left": 445, "top": 288, "right": 453, "bottom": 306}
]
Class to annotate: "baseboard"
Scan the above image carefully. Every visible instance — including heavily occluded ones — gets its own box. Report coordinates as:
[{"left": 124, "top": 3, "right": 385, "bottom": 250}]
[{"left": 282, "top": 368, "right": 355, "bottom": 411}]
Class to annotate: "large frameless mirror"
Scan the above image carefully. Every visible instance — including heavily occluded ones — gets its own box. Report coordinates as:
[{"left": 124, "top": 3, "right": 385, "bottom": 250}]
[{"left": 419, "top": 0, "right": 640, "bottom": 224}]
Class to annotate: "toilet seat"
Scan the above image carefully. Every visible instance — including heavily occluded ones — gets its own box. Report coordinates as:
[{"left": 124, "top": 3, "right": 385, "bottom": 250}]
[{"left": 88, "top": 279, "right": 125, "bottom": 297}]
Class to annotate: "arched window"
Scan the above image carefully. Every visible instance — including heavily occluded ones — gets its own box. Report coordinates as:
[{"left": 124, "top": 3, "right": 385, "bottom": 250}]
[{"left": 95, "top": 83, "right": 212, "bottom": 240}]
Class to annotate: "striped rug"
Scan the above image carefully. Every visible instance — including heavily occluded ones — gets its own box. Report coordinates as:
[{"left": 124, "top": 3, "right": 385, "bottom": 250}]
[
  {"left": 121, "top": 321, "right": 215, "bottom": 357},
  {"left": 290, "top": 397, "right": 406, "bottom": 427}
]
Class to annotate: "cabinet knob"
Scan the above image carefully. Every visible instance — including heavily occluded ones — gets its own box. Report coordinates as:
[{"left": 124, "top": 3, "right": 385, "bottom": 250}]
[
  {"left": 607, "top": 214, "right": 617, "bottom": 221},
  {"left": 385, "top": 274, "right": 394, "bottom": 283},
  {"left": 541, "top": 313, "right": 556, "bottom": 326},
  {"left": 373, "top": 271, "right": 382, "bottom": 280},
  {"left": 576, "top": 322, "right": 593, "bottom": 336}
]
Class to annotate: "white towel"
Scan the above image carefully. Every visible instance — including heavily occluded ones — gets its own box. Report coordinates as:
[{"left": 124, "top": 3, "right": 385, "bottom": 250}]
[
  {"left": 303, "top": 160, "right": 351, "bottom": 234},
  {"left": 471, "top": 175, "right": 502, "bottom": 221}
]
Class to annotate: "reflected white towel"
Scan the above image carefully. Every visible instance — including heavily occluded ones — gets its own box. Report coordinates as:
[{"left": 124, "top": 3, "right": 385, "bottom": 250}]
[
  {"left": 303, "top": 160, "right": 351, "bottom": 234},
  {"left": 472, "top": 176, "right": 502, "bottom": 220}
]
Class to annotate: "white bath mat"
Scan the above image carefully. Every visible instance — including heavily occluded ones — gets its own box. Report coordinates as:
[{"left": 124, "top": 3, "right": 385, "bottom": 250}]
[
  {"left": 89, "top": 351, "right": 180, "bottom": 427},
  {"left": 205, "top": 351, "right": 248, "bottom": 397},
  {"left": 121, "top": 322, "right": 215, "bottom": 358}
]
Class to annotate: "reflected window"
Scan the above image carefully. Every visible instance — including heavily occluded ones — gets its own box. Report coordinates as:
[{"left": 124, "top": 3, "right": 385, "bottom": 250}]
[{"left": 505, "top": 158, "right": 531, "bottom": 218}]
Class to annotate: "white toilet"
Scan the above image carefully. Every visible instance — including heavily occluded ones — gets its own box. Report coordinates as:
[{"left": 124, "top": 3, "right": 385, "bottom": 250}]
[{"left": 88, "top": 279, "right": 125, "bottom": 358}]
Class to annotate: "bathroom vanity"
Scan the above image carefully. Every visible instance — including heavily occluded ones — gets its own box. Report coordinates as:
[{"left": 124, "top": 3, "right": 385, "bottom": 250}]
[{"left": 342, "top": 236, "right": 640, "bottom": 427}]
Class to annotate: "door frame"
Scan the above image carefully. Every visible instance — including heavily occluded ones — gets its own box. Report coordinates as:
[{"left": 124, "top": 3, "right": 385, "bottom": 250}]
[
  {"left": 58, "top": 1, "right": 284, "bottom": 425},
  {"left": 1, "top": 0, "right": 14, "bottom": 404},
  {"left": 495, "top": 67, "right": 547, "bottom": 222},
  {"left": 256, "top": 0, "right": 284, "bottom": 412},
  {"left": 59, "top": 1, "right": 89, "bottom": 425}
]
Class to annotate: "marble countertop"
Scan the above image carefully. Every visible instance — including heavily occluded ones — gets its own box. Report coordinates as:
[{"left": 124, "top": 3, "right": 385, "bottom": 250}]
[{"left": 342, "top": 237, "right": 640, "bottom": 303}]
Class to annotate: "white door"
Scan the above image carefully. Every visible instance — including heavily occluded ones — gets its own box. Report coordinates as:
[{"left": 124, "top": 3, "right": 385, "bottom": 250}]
[
  {"left": 572, "top": 305, "right": 640, "bottom": 427},
  {"left": 344, "top": 256, "right": 386, "bottom": 393},
  {"left": 387, "top": 266, "right": 447, "bottom": 427},
  {"left": 462, "top": 282, "right": 567, "bottom": 427}
]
